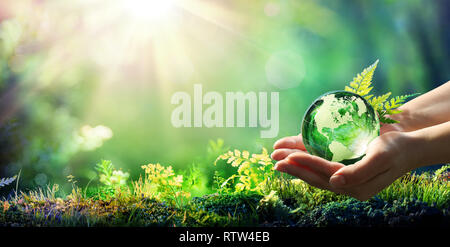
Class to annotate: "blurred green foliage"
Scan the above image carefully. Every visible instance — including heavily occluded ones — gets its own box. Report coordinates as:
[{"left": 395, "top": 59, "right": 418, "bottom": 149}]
[{"left": 0, "top": 0, "right": 449, "bottom": 192}]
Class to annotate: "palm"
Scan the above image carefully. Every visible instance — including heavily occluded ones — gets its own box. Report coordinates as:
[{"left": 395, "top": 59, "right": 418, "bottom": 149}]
[
  {"left": 271, "top": 122, "right": 405, "bottom": 199},
  {"left": 272, "top": 122, "right": 399, "bottom": 160}
]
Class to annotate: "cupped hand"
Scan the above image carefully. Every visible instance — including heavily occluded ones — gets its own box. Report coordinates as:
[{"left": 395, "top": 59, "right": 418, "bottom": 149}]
[{"left": 271, "top": 124, "right": 416, "bottom": 201}]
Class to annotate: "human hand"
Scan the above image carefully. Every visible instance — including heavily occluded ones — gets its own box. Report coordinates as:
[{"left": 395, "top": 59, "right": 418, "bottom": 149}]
[
  {"left": 271, "top": 124, "right": 417, "bottom": 201},
  {"left": 271, "top": 122, "right": 401, "bottom": 160}
]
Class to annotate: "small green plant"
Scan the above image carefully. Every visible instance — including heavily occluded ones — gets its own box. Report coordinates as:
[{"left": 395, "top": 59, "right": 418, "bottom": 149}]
[
  {"left": 65, "top": 174, "right": 84, "bottom": 202},
  {"left": 214, "top": 148, "right": 274, "bottom": 194},
  {"left": 182, "top": 164, "right": 212, "bottom": 197},
  {"left": 95, "top": 160, "right": 129, "bottom": 187},
  {"left": 257, "top": 190, "right": 291, "bottom": 221},
  {"left": 21, "top": 184, "right": 60, "bottom": 202},
  {"left": 434, "top": 164, "right": 450, "bottom": 181},
  {"left": 378, "top": 165, "right": 450, "bottom": 208},
  {"left": 133, "top": 163, "right": 190, "bottom": 207},
  {"left": 344, "top": 60, "right": 419, "bottom": 124},
  {"left": 264, "top": 177, "right": 348, "bottom": 210}
]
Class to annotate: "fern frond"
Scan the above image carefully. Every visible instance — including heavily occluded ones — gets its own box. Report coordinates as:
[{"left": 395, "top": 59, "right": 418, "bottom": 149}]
[
  {"left": 344, "top": 59, "right": 379, "bottom": 97},
  {"left": 376, "top": 93, "right": 420, "bottom": 124},
  {"left": 380, "top": 116, "right": 399, "bottom": 124},
  {"left": 0, "top": 176, "right": 16, "bottom": 188},
  {"left": 377, "top": 110, "right": 399, "bottom": 124},
  {"left": 384, "top": 93, "right": 420, "bottom": 115},
  {"left": 343, "top": 60, "right": 419, "bottom": 125},
  {"left": 369, "top": 92, "right": 391, "bottom": 111},
  {"left": 345, "top": 86, "right": 356, "bottom": 93},
  {"left": 364, "top": 94, "right": 374, "bottom": 100}
]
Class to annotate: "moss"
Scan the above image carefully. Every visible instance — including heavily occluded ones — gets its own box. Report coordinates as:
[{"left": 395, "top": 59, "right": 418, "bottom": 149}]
[
  {"left": 191, "top": 192, "right": 261, "bottom": 218},
  {"left": 0, "top": 161, "right": 449, "bottom": 227},
  {"left": 294, "top": 198, "right": 449, "bottom": 227},
  {"left": 1, "top": 189, "right": 449, "bottom": 227},
  {"left": 85, "top": 186, "right": 116, "bottom": 200}
]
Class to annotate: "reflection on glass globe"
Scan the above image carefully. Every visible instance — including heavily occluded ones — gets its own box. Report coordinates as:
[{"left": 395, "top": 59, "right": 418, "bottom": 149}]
[{"left": 302, "top": 91, "right": 380, "bottom": 165}]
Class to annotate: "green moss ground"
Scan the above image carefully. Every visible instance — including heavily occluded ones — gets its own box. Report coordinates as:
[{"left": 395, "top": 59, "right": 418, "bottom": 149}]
[{"left": 1, "top": 170, "right": 449, "bottom": 227}]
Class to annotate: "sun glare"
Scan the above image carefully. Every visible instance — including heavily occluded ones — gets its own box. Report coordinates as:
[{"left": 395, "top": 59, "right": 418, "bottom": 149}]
[
  {"left": 7, "top": 0, "right": 248, "bottom": 91},
  {"left": 122, "top": 0, "right": 176, "bottom": 21}
]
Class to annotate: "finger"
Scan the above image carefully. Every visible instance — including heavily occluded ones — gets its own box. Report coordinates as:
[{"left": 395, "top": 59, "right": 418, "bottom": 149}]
[
  {"left": 271, "top": 148, "right": 304, "bottom": 161},
  {"left": 273, "top": 134, "right": 306, "bottom": 151},
  {"left": 329, "top": 152, "right": 391, "bottom": 189},
  {"left": 380, "top": 122, "right": 402, "bottom": 134},
  {"left": 274, "top": 159, "right": 332, "bottom": 190},
  {"left": 340, "top": 167, "right": 403, "bottom": 201},
  {"left": 286, "top": 152, "right": 345, "bottom": 178}
]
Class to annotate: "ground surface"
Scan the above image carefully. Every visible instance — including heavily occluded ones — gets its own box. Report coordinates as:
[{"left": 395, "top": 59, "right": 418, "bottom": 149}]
[{"left": 1, "top": 172, "right": 449, "bottom": 227}]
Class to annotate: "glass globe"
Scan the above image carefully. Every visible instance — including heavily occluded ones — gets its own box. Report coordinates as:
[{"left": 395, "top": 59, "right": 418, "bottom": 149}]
[{"left": 301, "top": 91, "right": 380, "bottom": 165}]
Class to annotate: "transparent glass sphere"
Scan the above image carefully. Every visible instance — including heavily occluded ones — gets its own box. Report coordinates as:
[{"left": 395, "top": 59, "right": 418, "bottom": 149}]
[{"left": 302, "top": 91, "right": 380, "bottom": 165}]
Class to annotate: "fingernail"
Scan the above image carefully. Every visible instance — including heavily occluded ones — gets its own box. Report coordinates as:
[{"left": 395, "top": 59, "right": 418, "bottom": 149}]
[{"left": 330, "top": 175, "right": 346, "bottom": 187}]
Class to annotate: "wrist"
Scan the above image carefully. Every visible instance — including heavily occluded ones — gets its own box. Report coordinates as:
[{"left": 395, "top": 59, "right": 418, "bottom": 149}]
[
  {"left": 407, "top": 121, "right": 450, "bottom": 168},
  {"left": 393, "top": 131, "right": 423, "bottom": 172},
  {"left": 386, "top": 108, "right": 415, "bottom": 132},
  {"left": 402, "top": 132, "right": 422, "bottom": 170}
]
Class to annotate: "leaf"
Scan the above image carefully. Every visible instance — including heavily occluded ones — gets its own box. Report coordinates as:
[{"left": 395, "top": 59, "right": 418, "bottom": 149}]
[
  {"left": 377, "top": 109, "right": 400, "bottom": 124},
  {"left": 344, "top": 59, "right": 379, "bottom": 98},
  {"left": 369, "top": 92, "right": 391, "bottom": 111},
  {"left": 0, "top": 176, "right": 16, "bottom": 188},
  {"left": 345, "top": 86, "right": 356, "bottom": 93},
  {"left": 388, "top": 109, "right": 403, "bottom": 115},
  {"left": 378, "top": 93, "right": 420, "bottom": 122},
  {"left": 242, "top": 150, "right": 250, "bottom": 159},
  {"left": 379, "top": 115, "right": 399, "bottom": 124},
  {"left": 384, "top": 93, "right": 420, "bottom": 114},
  {"left": 221, "top": 174, "right": 237, "bottom": 188}
]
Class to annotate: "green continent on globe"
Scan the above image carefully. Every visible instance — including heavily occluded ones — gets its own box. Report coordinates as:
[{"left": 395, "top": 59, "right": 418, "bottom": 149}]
[{"left": 301, "top": 91, "right": 380, "bottom": 165}]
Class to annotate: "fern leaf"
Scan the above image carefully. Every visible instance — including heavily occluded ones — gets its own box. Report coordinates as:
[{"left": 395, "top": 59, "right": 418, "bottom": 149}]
[
  {"left": 389, "top": 109, "right": 403, "bottom": 114},
  {"left": 343, "top": 60, "right": 420, "bottom": 125},
  {"left": 364, "top": 94, "right": 374, "bottom": 100},
  {"left": 380, "top": 115, "right": 399, "bottom": 124},
  {"left": 391, "top": 93, "right": 419, "bottom": 108},
  {"left": 369, "top": 92, "right": 391, "bottom": 111},
  {"left": 350, "top": 82, "right": 359, "bottom": 89},
  {"left": 0, "top": 176, "right": 16, "bottom": 188},
  {"left": 345, "top": 59, "right": 379, "bottom": 97},
  {"left": 384, "top": 93, "right": 420, "bottom": 115},
  {"left": 345, "top": 86, "right": 356, "bottom": 93},
  {"left": 377, "top": 110, "right": 399, "bottom": 124},
  {"left": 377, "top": 93, "right": 420, "bottom": 124}
]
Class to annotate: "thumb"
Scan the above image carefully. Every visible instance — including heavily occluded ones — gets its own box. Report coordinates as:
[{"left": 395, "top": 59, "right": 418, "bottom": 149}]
[{"left": 329, "top": 154, "right": 390, "bottom": 188}]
